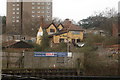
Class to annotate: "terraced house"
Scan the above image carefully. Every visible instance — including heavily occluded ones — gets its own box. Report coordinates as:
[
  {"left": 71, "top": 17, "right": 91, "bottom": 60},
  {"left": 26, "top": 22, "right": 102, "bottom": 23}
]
[{"left": 36, "top": 19, "right": 84, "bottom": 45}]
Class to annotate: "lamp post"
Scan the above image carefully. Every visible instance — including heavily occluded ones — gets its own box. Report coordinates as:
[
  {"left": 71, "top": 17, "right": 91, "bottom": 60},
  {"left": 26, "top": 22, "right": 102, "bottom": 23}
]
[{"left": 21, "top": 50, "right": 24, "bottom": 68}]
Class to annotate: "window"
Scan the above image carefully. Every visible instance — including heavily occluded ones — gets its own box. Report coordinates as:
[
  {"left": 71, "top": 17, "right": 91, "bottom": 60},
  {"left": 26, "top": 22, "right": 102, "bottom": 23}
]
[
  {"left": 32, "top": 7, "right": 35, "bottom": 9},
  {"left": 47, "top": 2, "right": 51, "bottom": 5},
  {"left": 47, "top": 15, "right": 50, "bottom": 17},
  {"left": 37, "top": 3, "right": 40, "bottom": 5},
  {"left": 32, "top": 15, "right": 35, "bottom": 17},
  {"left": 13, "top": 12, "right": 15, "bottom": 14},
  {"left": 42, "top": 15, "right": 44, "bottom": 17},
  {"left": 37, "top": 15, "right": 40, "bottom": 17},
  {"left": 37, "top": 7, "right": 40, "bottom": 9},
  {"left": 47, "top": 6, "right": 50, "bottom": 9},
  {"left": 32, "top": 2, "right": 35, "bottom": 5},
  {"left": 41, "top": 11, "right": 44, "bottom": 13},
  {"left": 41, "top": 2, "right": 44, "bottom": 5},
  {"left": 16, "top": 16, "right": 19, "bottom": 19},
  {"left": 16, "top": 20, "right": 19, "bottom": 22},
  {"left": 12, "top": 20, "right": 15, "bottom": 22},
  {"left": 17, "top": 4, "right": 19, "bottom": 6},
  {"left": 16, "top": 8, "right": 19, "bottom": 10},
  {"left": 72, "top": 39, "right": 75, "bottom": 43},
  {"left": 59, "top": 38, "right": 64, "bottom": 43},
  {"left": 32, "top": 11, "right": 35, "bottom": 13},
  {"left": 77, "top": 39, "right": 81, "bottom": 42},
  {"left": 46, "top": 18, "right": 49, "bottom": 21},
  {"left": 50, "top": 29, "right": 55, "bottom": 32},
  {"left": 13, "top": 8, "right": 15, "bottom": 10},
  {"left": 16, "top": 12, "right": 19, "bottom": 14},
  {"left": 47, "top": 11, "right": 50, "bottom": 13},
  {"left": 37, "top": 11, "right": 40, "bottom": 13},
  {"left": 13, "top": 4, "right": 15, "bottom": 6},
  {"left": 12, "top": 16, "right": 15, "bottom": 19},
  {"left": 42, "top": 7, "right": 44, "bottom": 9},
  {"left": 71, "top": 31, "right": 80, "bottom": 35},
  {"left": 16, "top": 0, "right": 20, "bottom": 2}
]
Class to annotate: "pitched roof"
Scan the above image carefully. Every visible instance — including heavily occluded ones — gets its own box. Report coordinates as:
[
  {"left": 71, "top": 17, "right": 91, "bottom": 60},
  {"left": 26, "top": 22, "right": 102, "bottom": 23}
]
[
  {"left": 59, "top": 24, "right": 83, "bottom": 32},
  {"left": 57, "top": 23, "right": 64, "bottom": 28},
  {"left": 2, "top": 40, "right": 34, "bottom": 49},
  {"left": 40, "top": 19, "right": 83, "bottom": 32}
]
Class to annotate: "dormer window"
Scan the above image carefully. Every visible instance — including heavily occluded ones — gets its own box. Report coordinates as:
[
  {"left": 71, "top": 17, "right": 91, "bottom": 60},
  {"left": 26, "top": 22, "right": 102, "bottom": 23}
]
[{"left": 50, "top": 29, "right": 55, "bottom": 32}]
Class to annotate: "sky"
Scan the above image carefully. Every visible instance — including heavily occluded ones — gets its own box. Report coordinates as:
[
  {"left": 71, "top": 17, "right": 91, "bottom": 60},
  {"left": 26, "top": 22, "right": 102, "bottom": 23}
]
[{"left": 0, "top": 0, "right": 119, "bottom": 22}]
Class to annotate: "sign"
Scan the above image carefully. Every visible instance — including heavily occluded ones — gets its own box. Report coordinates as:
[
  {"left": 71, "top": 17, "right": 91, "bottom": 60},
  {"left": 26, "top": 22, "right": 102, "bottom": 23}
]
[{"left": 34, "top": 52, "right": 72, "bottom": 57}]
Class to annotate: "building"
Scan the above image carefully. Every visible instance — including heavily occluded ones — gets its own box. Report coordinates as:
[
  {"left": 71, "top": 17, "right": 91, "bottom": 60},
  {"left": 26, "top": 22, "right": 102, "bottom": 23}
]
[
  {"left": 36, "top": 19, "right": 84, "bottom": 45},
  {"left": 2, "top": 40, "right": 34, "bottom": 68},
  {"left": 6, "top": 0, "right": 52, "bottom": 36},
  {"left": 0, "top": 16, "right": 2, "bottom": 34}
]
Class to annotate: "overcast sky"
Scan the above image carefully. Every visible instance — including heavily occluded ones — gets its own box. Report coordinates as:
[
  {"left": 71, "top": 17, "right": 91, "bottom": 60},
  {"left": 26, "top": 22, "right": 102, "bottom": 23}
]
[{"left": 0, "top": 0, "right": 119, "bottom": 22}]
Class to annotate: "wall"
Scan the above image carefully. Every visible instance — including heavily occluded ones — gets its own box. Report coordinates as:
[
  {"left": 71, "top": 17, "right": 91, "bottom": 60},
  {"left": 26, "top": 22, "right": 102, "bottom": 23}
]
[
  {"left": 2, "top": 51, "right": 84, "bottom": 69},
  {"left": 46, "top": 24, "right": 57, "bottom": 35},
  {"left": 2, "top": 52, "right": 23, "bottom": 69},
  {"left": 53, "top": 31, "right": 84, "bottom": 43},
  {"left": 57, "top": 24, "right": 63, "bottom": 30},
  {"left": 24, "top": 52, "right": 84, "bottom": 69}
]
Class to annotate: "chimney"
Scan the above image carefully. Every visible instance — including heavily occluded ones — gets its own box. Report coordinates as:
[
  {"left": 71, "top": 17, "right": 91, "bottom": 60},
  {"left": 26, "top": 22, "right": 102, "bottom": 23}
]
[{"left": 64, "top": 19, "right": 72, "bottom": 25}]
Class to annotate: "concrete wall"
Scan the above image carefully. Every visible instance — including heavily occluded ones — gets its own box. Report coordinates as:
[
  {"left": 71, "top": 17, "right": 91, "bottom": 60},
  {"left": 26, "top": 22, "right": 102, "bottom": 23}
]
[
  {"left": 24, "top": 52, "right": 84, "bottom": 69},
  {"left": 2, "top": 52, "right": 23, "bottom": 69},
  {"left": 2, "top": 51, "right": 84, "bottom": 69}
]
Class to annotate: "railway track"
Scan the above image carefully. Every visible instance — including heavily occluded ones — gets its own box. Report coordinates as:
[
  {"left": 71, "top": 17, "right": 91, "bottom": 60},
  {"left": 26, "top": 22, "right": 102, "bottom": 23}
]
[
  {"left": 2, "top": 69, "right": 120, "bottom": 80},
  {"left": 2, "top": 69, "right": 78, "bottom": 77}
]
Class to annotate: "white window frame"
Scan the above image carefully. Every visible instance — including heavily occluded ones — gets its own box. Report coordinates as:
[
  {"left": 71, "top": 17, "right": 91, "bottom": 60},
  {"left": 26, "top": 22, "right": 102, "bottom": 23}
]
[
  {"left": 16, "top": 8, "right": 19, "bottom": 10},
  {"left": 47, "top": 15, "right": 50, "bottom": 17},
  {"left": 16, "top": 20, "right": 19, "bottom": 22},
  {"left": 12, "top": 20, "right": 15, "bottom": 22},
  {"left": 16, "top": 16, "right": 19, "bottom": 19},
  {"left": 17, "top": 4, "right": 19, "bottom": 6},
  {"left": 32, "top": 2, "right": 35, "bottom": 5},
  {"left": 37, "top": 7, "right": 41, "bottom": 9},
  {"left": 32, "top": 15, "right": 35, "bottom": 17},
  {"left": 13, "top": 12, "right": 15, "bottom": 14},
  {"left": 16, "top": 0, "right": 20, "bottom": 2},
  {"left": 37, "top": 3, "right": 40, "bottom": 5},
  {"left": 13, "top": 8, "right": 15, "bottom": 10},
  {"left": 37, "top": 11, "right": 40, "bottom": 13},
  {"left": 47, "top": 6, "right": 50, "bottom": 9},
  {"left": 32, "top": 7, "right": 35, "bottom": 9},
  {"left": 42, "top": 7, "right": 44, "bottom": 9},
  {"left": 13, "top": 4, "right": 15, "bottom": 6},
  {"left": 47, "top": 2, "right": 51, "bottom": 5},
  {"left": 37, "top": 15, "right": 40, "bottom": 17},
  {"left": 12, "top": 16, "right": 15, "bottom": 19},
  {"left": 16, "top": 12, "right": 19, "bottom": 14},
  {"left": 41, "top": 2, "right": 44, "bottom": 5},
  {"left": 32, "top": 11, "right": 35, "bottom": 13},
  {"left": 47, "top": 11, "right": 50, "bottom": 13},
  {"left": 41, "top": 11, "right": 44, "bottom": 13}
]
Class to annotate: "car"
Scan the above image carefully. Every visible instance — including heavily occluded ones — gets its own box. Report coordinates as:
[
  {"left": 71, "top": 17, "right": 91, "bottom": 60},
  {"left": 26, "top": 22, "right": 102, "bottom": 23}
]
[{"left": 76, "top": 43, "right": 85, "bottom": 47}]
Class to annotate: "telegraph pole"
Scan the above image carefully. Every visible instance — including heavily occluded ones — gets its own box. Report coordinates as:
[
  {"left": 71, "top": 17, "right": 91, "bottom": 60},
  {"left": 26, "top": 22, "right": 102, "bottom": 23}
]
[
  {"left": 118, "top": 12, "right": 120, "bottom": 76},
  {"left": 118, "top": 2, "right": 120, "bottom": 75}
]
